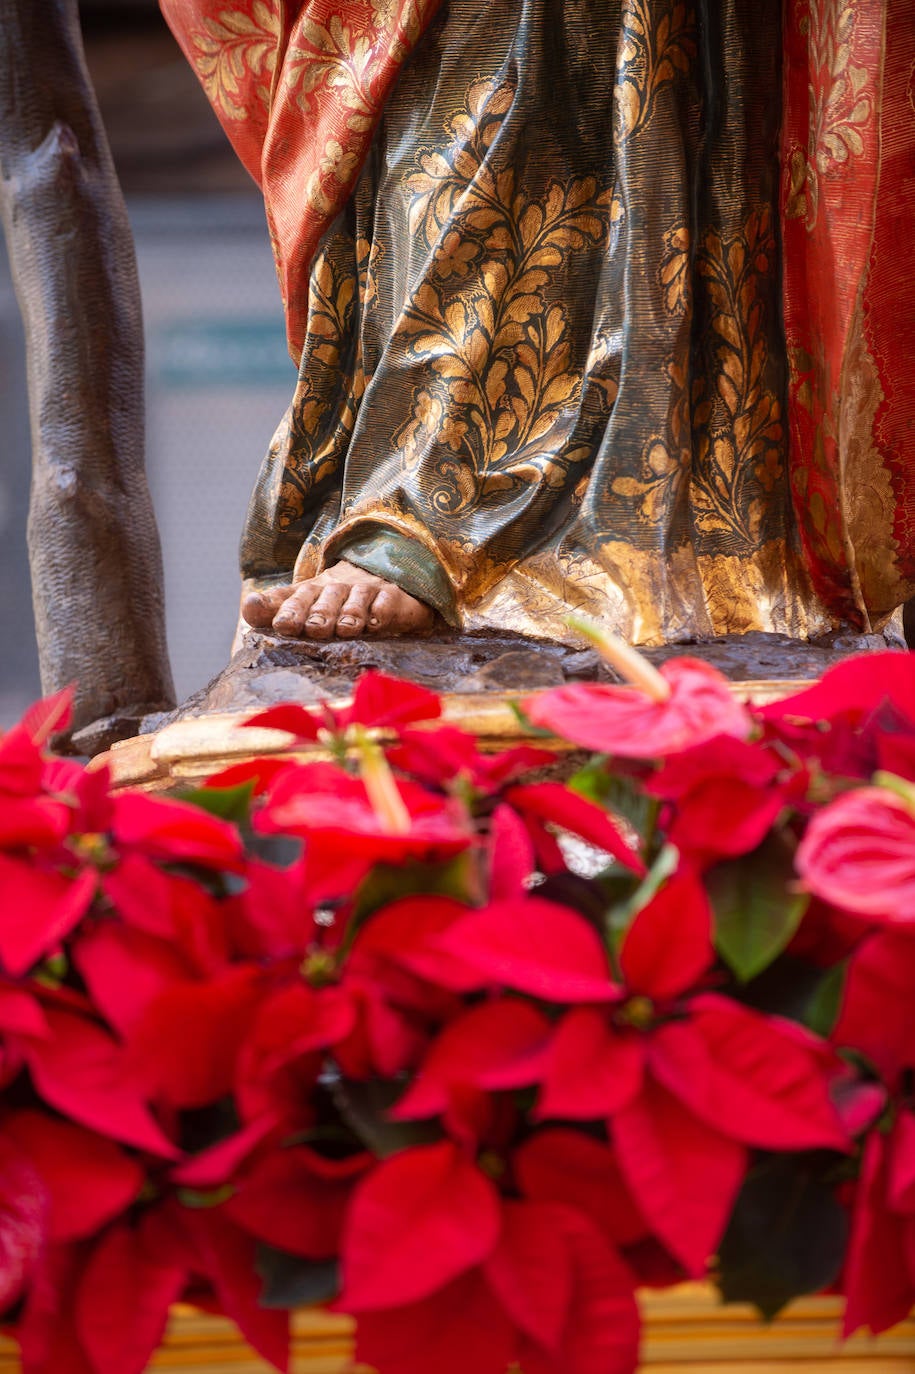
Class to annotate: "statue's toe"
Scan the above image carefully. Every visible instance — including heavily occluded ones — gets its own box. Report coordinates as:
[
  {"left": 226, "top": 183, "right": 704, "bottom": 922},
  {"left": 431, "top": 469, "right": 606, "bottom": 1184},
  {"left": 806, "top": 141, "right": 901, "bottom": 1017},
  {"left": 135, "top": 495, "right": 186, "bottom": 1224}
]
[
  {"left": 336, "top": 583, "right": 378, "bottom": 638},
  {"left": 367, "top": 584, "right": 435, "bottom": 636},
  {"left": 272, "top": 584, "right": 319, "bottom": 636},
  {"left": 242, "top": 585, "right": 292, "bottom": 629},
  {"left": 303, "top": 583, "right": 350, "bottom": 640}
]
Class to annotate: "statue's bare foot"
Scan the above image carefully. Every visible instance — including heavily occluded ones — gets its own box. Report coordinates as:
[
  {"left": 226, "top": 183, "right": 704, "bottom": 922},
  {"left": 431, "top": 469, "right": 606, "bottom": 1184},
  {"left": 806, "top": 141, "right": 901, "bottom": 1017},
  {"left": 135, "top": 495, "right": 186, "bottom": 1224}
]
[{"left": 242, "top": 561, "right": 435, "bottom": 640}]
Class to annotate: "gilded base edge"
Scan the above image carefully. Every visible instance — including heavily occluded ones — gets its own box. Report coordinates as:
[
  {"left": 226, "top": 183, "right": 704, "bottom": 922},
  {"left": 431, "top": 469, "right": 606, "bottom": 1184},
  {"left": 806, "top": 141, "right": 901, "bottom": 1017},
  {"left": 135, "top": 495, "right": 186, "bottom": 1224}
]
[
  {"left": 101, "top": 681, "right": 812, "bottom": 791},
  {"left": 0, "top": 1288, "right": 912, "bottom": 1373}
]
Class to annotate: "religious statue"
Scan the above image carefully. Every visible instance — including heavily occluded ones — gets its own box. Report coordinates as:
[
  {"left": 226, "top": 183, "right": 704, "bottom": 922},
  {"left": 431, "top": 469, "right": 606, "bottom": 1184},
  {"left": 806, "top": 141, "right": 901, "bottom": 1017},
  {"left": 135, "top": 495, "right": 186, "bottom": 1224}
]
[
  {"left": 158, "top": 0, "right": 915, "bottom": 650},
  {"left": 3, "top": 0, "right": 914, "bottom": 748}
]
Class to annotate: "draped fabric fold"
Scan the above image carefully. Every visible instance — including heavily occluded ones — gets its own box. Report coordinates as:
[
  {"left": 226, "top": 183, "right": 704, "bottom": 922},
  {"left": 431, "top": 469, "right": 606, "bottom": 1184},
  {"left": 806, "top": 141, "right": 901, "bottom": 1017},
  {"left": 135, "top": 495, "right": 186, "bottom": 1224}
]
[
  {"left": 782, "top": 0, "right": 915, "bottom": 632},
  {"left": 162, "top": 0, "right": 915, "bottom": 645}
]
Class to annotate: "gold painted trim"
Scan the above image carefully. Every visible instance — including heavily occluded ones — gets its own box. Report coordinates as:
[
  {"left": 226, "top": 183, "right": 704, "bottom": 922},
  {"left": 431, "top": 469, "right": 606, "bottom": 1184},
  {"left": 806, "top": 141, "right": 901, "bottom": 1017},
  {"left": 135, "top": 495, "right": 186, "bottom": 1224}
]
[
  {"left": 102, "top": 681, "right": 814, "bottom": 790},
  {"left": 0, "top": 1288, "right": 911, "bottom": 1372}
]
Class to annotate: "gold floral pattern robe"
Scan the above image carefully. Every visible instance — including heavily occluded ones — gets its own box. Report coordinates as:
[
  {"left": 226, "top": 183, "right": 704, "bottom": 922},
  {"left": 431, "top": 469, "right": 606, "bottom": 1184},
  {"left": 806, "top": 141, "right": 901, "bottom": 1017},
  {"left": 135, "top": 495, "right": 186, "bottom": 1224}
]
[{"left": 162, "top": 0, "right": 915, "bottom": 645}]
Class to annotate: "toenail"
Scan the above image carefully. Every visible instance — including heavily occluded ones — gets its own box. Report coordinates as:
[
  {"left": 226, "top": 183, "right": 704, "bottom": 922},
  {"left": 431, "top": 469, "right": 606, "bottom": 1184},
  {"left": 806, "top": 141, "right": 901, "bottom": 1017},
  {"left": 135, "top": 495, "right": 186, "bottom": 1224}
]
[
  {"left": 307, "top": 614, "right": 326, "bottom": 625},
  {"left": 339, "top": 615, "right": 357, "bottom": 626}
]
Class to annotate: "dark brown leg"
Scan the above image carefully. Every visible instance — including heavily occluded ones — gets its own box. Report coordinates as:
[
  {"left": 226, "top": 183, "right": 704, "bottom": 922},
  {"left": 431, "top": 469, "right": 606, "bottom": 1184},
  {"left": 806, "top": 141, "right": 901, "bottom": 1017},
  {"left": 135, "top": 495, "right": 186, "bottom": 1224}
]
[{"left": 0, "top": 0, "right": 175, "bottom": 749}]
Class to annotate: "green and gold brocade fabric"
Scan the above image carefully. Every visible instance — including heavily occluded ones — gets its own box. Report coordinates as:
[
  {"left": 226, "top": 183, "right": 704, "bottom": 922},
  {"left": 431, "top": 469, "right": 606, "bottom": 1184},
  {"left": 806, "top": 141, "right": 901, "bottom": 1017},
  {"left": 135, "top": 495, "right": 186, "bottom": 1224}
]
[{"left": 162, "top": 0, "right": 915, "bottom": 644}]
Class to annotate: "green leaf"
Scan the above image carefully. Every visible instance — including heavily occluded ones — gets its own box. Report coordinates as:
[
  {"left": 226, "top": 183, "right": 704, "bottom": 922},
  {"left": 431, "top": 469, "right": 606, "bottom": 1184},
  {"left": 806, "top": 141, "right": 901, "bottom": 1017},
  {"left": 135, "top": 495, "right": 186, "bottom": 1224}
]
[
  {"left": 34, "top": 951, "right": 69, "bottom": 988},
  {"left": 734, "top": 955, "right": 832, "bottom": 1029},
  {"left": 350, "top": 853, "right": 476, "bottom": 928},
  {"left": 180, "top": 781, "right": 255, "bottom": 823},
  {"left": 873, "top": 771, "right": 915, "bottom": 809},
  {"left": 330, "top": 1076, "right": 441, "bottom": 1158},
  {"left": 804, "top": 961, "right": 846, "bottom": 1038},
  {"left": 507, "top": 701, "right": 556, "bottom": 738},
  {"left": 717, "top": 1154, "right": 848, "bottom": 1320},
  {"left": 570, "top": 760, "right": 658, "bottom": 844},
  {"left": 595, "top": 869, "right": 644, "bottom": 913},
  {"left": 538, "top": 871, "right": 623, "bottom": 935},
  {"left": 709, "top": 831, "right": 809, "bottom": 983},
  {"left": 256, "top": 1246, "right": 339, "bottom": 1308},
  {"left": 604, "top": 843, "right": 679, "bottom": 945},
  {"left": 176, "top": 1184, "right": 235, "bottom": 1209}
]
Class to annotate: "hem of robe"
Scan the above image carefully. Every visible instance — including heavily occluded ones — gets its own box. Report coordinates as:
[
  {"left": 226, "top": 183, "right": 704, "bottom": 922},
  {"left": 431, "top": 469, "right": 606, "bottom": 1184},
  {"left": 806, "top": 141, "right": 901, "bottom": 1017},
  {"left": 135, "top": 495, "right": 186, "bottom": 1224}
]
[
  {"left": 297, "top": 515, "right": 839, "bottom": 648},
  {"left": 332, "top": 527, "right": 460, "bottom": 625}
]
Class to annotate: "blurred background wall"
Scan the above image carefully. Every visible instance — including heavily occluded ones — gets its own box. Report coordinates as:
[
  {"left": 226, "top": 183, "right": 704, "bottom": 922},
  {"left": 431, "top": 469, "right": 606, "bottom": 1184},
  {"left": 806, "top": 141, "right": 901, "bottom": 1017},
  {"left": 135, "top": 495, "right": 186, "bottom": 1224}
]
[{"left": 0, "top": 0, "right": 296, "bottom": 725}]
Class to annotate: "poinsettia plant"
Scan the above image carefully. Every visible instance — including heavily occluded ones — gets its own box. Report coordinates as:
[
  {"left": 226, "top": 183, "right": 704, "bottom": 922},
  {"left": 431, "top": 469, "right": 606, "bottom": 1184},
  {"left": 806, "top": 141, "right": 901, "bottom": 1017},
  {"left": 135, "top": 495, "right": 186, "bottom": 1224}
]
[{"left": 1, "top": 639, "right": 915, "bottom": 1374}]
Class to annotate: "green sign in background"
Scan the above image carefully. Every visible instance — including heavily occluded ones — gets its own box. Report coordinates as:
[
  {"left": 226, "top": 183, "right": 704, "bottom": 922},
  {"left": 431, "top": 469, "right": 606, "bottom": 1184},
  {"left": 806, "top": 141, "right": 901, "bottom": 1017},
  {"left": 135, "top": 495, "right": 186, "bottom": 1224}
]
[{"left": 153, "top": 319, "right": 293, "bottom": 388}]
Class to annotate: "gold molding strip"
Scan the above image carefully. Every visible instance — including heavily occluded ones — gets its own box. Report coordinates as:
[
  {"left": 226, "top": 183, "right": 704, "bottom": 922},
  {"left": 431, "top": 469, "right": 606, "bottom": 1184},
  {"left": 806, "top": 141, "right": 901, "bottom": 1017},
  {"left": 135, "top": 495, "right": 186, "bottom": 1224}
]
[
  {"left": 0, "top": 1290, "right": 911, "bottom": 1373},
  {"left": 102, "top": 681, "right": 814, "bottom": 790}
]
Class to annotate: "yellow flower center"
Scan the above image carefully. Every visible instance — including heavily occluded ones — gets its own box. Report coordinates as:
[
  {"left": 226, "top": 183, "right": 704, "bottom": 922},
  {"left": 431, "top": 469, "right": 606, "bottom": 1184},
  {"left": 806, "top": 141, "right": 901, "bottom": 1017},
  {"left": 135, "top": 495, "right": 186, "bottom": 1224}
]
[{"left": 619, "top": 995, "right": 655, "bottom": 1030}]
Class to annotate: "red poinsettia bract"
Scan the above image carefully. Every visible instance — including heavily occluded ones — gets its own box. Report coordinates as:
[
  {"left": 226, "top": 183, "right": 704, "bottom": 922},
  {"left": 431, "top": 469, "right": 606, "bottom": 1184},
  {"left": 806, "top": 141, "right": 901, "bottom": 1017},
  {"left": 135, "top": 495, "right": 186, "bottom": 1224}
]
[
  {"left": 797, "top": 784, "right": 915, "bottom": 921},
  {"left": 243, "top": 669, "right": 441, "bottom": 742},
  {"left": 832, "top": 929, "right": 915, "bottom": 1334},
  {"left": 0, "top": 650, "right": 912, "bottom": 1374},
  {"left": 396, "top": 872, "right": 849, "bottom": 1276},
  {"left": 255, "top": 761, "right": 473, "bottom": 899},
  {"left": 338, "top": 1140, "right": 640, "bottom": 1374},
  {"left": 525, "top": 658, "right": 752, "bottom": 757}
]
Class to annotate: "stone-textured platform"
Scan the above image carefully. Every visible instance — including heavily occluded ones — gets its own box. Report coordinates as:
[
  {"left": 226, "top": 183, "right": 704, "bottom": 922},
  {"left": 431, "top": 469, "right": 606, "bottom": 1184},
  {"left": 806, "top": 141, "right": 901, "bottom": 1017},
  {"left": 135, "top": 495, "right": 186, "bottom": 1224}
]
[
  {"left": 75, "top": 625, "right": 902, "bottom": 756},
  {"left": 142, "top": 626, "right": 898, "bottom": 730}
]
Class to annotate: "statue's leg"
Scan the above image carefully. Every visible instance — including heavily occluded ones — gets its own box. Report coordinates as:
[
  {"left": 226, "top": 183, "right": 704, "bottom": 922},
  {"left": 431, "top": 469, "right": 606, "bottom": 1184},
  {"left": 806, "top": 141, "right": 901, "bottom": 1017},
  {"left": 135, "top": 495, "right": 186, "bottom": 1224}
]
[
  {"left": 239, "top": 0, "right": 625, "bottom": 646},
  {"left": 0, "top": 0, "right": 175, "bottom": 744},
  {"left": 235, "top": 223, "right": 439, "bottom": 641}
]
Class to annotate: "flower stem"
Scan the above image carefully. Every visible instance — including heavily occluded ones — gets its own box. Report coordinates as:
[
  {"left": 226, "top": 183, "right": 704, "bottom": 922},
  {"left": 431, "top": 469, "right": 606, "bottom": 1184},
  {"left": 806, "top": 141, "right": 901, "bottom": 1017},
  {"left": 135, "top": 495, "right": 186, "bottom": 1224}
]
[
  {"left": 567, "top": 615, "right": 671, "bottom": 702},
  {"left": 353, "top": 727, "right": 412, "bottom": 834}
]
